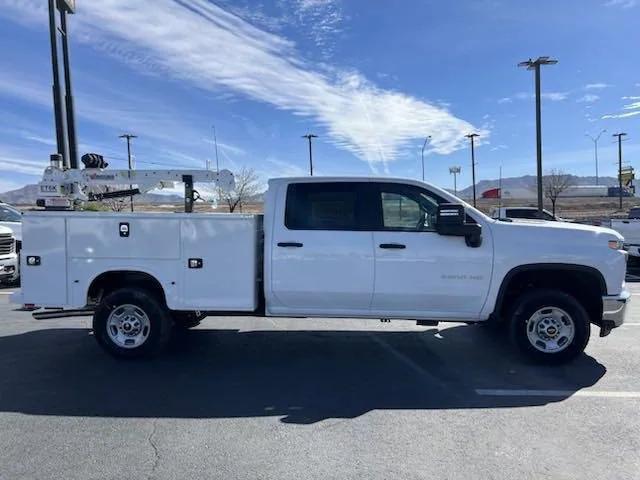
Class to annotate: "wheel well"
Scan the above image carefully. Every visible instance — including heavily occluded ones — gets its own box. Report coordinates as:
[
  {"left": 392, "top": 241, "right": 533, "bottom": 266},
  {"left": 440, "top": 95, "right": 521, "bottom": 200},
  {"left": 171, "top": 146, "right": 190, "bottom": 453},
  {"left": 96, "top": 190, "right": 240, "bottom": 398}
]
[
  {"left": 494, "top": 265, "right": 605, "bottom": 324},
  {"left": 87, "top": 271, "right": 166, "bottom": 306}
]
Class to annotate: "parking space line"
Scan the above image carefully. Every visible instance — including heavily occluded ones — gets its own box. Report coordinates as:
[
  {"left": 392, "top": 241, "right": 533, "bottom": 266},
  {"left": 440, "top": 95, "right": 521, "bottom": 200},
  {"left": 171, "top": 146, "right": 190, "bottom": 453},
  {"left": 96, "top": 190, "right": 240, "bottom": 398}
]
[{"left": 475, "top": 389, "right": 640, "bottom": 398}]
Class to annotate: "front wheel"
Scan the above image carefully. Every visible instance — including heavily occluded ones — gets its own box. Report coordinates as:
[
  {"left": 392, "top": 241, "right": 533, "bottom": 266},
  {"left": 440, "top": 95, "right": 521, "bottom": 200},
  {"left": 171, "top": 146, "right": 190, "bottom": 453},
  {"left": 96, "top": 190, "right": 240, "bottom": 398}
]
[
  {"left": 509, "top": 289, "right": 590, "bottom": 364},
  {"left": 93, "top": 288, "right": 173, "bottom": 358}
]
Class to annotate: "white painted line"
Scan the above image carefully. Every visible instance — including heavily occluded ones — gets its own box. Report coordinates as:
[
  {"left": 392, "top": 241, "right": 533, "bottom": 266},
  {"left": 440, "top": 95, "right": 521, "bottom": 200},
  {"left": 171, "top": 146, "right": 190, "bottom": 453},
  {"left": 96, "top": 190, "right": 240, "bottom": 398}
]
[{"left": 475, "top": 389, "right": 640, "bottom": 399}]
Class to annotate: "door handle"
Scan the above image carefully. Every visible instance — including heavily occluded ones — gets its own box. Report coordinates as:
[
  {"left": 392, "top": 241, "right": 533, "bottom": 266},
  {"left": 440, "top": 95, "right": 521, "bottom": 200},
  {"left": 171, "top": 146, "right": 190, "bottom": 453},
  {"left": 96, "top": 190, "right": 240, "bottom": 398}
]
[
  {"left": 277, "top": 242, "right": 304, "bottom": 248},
  {"left": 379, "top": 243, "right": 406, "bottom": 249}
]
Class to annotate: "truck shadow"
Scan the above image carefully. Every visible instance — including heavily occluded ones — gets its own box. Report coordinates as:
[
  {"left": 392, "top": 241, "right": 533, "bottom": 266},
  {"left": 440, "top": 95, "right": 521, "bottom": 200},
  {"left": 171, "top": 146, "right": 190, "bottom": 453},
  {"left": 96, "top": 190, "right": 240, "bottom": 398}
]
[{"left": 0, "top": 325, "right": 605, "bottom": 424}]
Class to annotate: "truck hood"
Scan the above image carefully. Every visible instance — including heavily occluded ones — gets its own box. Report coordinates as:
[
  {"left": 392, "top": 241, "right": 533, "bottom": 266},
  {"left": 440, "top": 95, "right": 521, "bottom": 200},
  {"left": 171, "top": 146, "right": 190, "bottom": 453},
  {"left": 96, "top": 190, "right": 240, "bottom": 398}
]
[{"left": 490, "top": 218, "right": 623, "bottom": 242}]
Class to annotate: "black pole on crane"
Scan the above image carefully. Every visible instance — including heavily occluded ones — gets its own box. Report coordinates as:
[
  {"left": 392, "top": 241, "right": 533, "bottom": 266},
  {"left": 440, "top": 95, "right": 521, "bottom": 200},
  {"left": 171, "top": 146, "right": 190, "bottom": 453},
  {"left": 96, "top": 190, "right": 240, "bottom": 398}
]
[{"left": 47, "top": 0, "right": 77, "bottom": 170}]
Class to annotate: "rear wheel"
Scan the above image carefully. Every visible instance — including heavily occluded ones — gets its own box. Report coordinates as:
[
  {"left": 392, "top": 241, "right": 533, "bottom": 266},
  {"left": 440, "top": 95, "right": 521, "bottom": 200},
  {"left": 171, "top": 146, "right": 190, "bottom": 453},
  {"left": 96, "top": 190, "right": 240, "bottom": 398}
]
[
  {"left": 509, "top": 289, "right": 590, "bottom": 364},
  {"left": 93, "top": 288, "right": 172, "bottom": 358}
]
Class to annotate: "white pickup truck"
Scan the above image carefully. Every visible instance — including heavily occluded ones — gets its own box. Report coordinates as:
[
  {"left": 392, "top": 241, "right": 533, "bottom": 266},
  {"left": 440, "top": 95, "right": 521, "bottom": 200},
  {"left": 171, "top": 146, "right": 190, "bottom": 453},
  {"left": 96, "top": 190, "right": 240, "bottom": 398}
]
[{"left": 13, "top": 177, "right": 630, "bottom": 363}]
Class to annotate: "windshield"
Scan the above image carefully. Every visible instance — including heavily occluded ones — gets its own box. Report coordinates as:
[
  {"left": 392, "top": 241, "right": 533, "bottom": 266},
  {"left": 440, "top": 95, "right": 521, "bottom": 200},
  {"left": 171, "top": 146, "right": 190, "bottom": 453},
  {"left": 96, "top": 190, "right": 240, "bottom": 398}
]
[{"left": 0, "top": 205, "right": 20, "bottom": 222}]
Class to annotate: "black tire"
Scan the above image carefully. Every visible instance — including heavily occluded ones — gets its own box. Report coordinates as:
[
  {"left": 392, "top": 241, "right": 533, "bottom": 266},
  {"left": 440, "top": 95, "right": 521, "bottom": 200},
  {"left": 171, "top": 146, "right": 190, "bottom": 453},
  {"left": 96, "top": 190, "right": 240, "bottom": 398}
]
[
  {"left": 93, "top": 288, "right": 172, "bottom": 358},
  {"left": 509, "top": 289, "right": 590, "bottom": 364},
  {"left": 172, "top": 311, "right": 206, "bottom": 330}
]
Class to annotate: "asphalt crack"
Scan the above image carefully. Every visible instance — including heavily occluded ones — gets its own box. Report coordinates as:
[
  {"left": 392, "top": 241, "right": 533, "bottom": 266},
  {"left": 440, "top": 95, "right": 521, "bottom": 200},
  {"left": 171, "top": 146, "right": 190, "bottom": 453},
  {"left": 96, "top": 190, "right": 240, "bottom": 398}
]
[{"left": 147, "top": 419, "right": 161, "bottom": 480}]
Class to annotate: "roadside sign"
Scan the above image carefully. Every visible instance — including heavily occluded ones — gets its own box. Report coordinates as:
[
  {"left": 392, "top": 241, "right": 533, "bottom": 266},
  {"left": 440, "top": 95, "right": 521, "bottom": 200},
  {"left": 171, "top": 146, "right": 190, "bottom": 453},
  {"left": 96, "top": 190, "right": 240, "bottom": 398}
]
[{"left": 57, "top": 0, "right": 75, "bottom": 13}]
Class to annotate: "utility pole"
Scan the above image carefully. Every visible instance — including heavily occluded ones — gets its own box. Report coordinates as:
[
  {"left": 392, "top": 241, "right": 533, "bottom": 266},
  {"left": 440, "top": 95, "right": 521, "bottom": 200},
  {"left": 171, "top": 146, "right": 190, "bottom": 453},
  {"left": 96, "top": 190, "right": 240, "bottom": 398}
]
[
  {"left": 586, "top": 129, "right": 606, "bottom": 185},
  {"left": 613, "top": 132, "right": 627, "bottom": 211},
  {"left": 212, "top": 125, "right": 220, "bottom": 172},
  {"left": 518, "top": 56, "right": 558, "bottom": 218},
  {"left": 302, "top": 134, "right": 317, "bottom": 176},
  {"left": 421, "top": 136, "right": 431, "bottom": 181},
  {"left": 449, "top": 166, "right": 461, "bottom": 196},
  {"left": 498, "top": 165, "right": 503, "bottom": 209},
  {"left": 119, "top": 134, "right": 137, "bottom": 212},
  {"left": 465, "top": 133, "right": 479, "bottom": 207}
]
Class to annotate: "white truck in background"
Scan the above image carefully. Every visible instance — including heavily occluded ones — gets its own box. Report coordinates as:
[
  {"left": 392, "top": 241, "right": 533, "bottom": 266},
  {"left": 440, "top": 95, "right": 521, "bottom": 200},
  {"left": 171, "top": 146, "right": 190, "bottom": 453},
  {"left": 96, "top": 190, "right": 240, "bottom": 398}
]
[
  {"left": 610, "top": 218, "right": 640, "bottom": 258},
  {"left": 13, "top": 176, "right": 630, "bottom": 364}
]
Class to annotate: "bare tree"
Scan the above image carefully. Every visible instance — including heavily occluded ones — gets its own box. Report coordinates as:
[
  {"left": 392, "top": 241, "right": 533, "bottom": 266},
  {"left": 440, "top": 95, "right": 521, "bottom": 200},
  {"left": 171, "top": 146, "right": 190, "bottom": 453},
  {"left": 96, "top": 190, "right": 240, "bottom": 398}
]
[
  {"left": 543, "top": 169, "right": 573, "bottom": 216},
  {"left": 221, "top": 167, "right": 261, "bottom": 213}
]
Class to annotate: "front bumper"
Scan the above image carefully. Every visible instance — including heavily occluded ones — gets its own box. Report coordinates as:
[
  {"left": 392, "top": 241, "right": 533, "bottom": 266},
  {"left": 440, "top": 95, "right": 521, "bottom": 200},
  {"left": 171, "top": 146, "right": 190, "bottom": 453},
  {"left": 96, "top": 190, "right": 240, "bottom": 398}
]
[
  {"left": 0, "top": 254, "right": 19, "bottom": 283},
  {"left": 600, "top": 289, "right": 630, "bottom": 335}
]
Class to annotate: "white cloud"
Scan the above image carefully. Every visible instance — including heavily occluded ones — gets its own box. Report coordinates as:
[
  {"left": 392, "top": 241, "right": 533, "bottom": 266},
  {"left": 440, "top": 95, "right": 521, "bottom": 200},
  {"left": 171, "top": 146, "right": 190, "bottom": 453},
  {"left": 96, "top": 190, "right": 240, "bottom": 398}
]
[
  {"left": 541, "top": 92, "right": 569, "bottom": 101},
  {"left": 584, "top": 83, "right": 611, "bottom": 90},
  {"left": 577, "top": 94, "right": 600, "bottom": 103},
  {"left": 510, "top": 91, "right": 568, "bottom": 102},
  {"left": 0, "top": 0, "right": 480, "bottom": 170},
  {"left": 603, "top": 0, "right": 637, "bottom": 7},
  {"left": 622, "top": 96, "right": 640, "bottom": 100},
  {"left": 497, "top": 97, "right": 512, "bottom": 104},
  {"left": 602, "top": 99, "right": 640, "bottom": 119}
]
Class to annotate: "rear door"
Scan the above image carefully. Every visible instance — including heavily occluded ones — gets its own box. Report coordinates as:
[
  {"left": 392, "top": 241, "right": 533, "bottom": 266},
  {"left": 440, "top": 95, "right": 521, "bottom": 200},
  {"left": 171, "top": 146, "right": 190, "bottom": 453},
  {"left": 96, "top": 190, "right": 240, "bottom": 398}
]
[
  {"left": 269, "top": 181, "right": 375, "bottom": 316},
  {"left": 369, "top": 183, "right": 493, "bottom": 320}
]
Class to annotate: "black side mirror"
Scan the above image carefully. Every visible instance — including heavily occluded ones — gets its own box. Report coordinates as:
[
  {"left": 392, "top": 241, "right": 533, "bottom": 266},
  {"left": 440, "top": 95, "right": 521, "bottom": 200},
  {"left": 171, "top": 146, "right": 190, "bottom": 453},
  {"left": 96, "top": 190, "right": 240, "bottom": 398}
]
[{"left": 435, "top": 203, "right": 482, "bottom": 248}]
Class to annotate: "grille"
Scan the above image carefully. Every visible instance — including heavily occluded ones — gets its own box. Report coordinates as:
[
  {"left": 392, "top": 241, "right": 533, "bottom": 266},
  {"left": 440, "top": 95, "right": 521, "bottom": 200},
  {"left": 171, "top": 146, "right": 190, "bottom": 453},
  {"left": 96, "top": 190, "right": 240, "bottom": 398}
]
[{"left": 0, "top": 234, "right": 14, "bottom": 256}]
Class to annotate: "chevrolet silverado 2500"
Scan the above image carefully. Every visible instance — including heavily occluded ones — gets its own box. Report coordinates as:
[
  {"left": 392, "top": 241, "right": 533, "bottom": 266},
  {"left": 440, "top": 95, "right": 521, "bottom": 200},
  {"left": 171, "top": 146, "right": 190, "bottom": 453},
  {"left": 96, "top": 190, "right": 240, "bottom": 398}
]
[{"left": 12, "top": 177, "right": 630, "bottom": 363}]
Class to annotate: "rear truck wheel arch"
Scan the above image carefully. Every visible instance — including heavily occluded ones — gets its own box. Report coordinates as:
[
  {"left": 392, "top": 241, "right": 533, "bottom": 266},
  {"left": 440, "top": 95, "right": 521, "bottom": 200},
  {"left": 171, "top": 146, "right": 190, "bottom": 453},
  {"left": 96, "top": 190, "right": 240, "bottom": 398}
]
[
  {"left": 87, "top": 270, "right": 167, "bottom": 307},
  {"left": 492, "top": 264, "right": 606, "bottom": 327}
]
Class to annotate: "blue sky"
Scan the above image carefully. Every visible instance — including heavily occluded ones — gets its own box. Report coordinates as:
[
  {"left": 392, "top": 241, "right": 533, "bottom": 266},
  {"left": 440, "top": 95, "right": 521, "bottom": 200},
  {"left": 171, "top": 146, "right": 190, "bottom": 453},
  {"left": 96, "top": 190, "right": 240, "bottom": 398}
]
[{"left": 0, "top": 0, "right": 639, "bottom": 195}]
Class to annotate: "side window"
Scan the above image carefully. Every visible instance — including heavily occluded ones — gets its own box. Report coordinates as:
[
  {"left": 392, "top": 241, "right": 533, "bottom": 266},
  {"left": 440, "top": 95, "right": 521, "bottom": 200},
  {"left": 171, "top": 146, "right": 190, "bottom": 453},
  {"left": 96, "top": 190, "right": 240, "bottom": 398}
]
[
  {"left": 285, "top": 183, "right": 363, "bottom": 230},
  {"left": 378, "top": 185, "right": 441, "bottom": 232},
  {"left": 381, "top": 192, "right": 424, "bottom": 230}
]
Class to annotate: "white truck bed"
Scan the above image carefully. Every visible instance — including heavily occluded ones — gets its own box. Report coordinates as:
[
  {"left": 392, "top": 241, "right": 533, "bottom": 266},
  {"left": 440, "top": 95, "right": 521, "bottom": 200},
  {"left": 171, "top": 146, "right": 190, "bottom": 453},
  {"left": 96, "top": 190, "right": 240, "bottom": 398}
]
[{"left": 20, "top": 211, "right": 262, "bottom": 310}]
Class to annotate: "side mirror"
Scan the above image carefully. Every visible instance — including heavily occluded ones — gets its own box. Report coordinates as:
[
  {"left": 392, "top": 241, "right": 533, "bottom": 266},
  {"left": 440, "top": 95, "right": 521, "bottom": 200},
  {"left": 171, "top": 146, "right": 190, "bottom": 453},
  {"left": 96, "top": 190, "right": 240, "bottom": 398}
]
[{"left": 435, "top": 203, "right": 482, "bottom": 248}]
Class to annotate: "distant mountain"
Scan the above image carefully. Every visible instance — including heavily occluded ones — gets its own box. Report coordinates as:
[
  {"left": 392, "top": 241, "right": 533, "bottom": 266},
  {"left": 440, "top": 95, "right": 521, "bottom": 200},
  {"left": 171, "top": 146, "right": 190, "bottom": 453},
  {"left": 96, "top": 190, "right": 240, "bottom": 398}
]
[
  {"left": 456, "top": 175, "right": 619, "bottom": 199},
  {"left": 0, "top": 184, "right": 184, "bottom": 205}
]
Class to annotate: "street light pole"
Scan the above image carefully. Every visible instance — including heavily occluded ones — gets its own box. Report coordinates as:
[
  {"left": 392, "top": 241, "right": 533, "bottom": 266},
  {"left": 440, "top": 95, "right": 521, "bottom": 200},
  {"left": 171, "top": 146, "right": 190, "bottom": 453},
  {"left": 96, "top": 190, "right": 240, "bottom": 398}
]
[
  {"left": 421, "top": 136, "right": 431, "bottom": 181},
  {"left": 119, "top": 134, "right": 138, "bottom": 212},
  {"left": 465, "top": 133, "right": 479, "bottom": 207},
  {"left": 518, "top": 56, "right": 558, "bottom": 219},
  {"left": 585, "top": 129, "right": 606, "bottom": 185},
  {"left": 613, "top": 132, "right": 627, "bottom": 211},
  {"left": 449, "top": 166, "right": 461, "bottom": 196},
  {"left": 302, "top": 134, "right": 318, "bottom": 176}
]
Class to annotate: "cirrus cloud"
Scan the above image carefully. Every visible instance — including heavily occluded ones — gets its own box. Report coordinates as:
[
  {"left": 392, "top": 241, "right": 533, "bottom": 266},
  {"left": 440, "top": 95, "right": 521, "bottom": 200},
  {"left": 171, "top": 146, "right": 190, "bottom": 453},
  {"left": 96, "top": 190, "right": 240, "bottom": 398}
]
[{"left": 0, "top": 0, "right": 481, "bottom": 170}]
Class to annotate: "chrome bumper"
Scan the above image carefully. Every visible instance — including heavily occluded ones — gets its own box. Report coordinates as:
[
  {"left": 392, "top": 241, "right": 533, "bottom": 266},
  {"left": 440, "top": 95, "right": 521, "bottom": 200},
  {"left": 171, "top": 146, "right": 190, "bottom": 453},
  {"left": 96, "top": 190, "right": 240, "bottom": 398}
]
[{"left": 602, "top": 289, "right": 631, "bottom": 329}]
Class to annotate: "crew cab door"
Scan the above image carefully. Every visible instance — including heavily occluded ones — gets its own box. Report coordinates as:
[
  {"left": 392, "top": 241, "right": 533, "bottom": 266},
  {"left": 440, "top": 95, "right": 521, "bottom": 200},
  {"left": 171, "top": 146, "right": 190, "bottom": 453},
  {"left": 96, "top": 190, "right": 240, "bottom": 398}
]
[
  {"left": 268, "top": 182, "right": 375, "bottom": 316},
  {"left": 369, "top": 183, "right": 493, "bottom": 320}
]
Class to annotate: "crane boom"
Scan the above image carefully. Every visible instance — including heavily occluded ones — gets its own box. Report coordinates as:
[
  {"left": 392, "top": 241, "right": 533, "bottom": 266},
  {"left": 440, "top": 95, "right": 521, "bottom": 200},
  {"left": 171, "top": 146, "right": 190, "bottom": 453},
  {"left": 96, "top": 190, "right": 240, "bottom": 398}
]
[{"left": 36, "top": 163, "right": 235, "bottom": 211}]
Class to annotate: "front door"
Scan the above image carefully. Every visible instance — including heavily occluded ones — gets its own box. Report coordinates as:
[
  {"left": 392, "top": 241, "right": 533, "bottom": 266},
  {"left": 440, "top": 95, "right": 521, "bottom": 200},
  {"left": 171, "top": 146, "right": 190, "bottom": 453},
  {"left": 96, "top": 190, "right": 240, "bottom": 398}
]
[
  {"left": 269, "top": 181, "right": 375, "bottom": 316},
  {"left": 369, "top": 183, "right": 493, "bottom": 320}
]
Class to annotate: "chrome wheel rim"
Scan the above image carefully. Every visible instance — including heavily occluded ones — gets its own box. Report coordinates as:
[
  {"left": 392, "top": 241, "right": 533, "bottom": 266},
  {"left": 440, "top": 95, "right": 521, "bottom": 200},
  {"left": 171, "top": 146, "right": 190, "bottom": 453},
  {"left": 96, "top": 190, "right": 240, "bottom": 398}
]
[
  {"left": 526, "top": 306, "right": 575, "bottom": 353},
  {"left": 106, "top": 304, "right": 150, "bottom": 349}
]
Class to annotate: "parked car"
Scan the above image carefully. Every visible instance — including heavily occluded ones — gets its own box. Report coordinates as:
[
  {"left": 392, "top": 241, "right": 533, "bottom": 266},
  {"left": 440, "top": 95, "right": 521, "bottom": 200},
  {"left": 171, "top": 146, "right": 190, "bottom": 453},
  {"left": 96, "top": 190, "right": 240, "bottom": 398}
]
[
  {"left": 490, "top": 206, "right": 565, "bottom": 222},
  {"left": 0, "top": 225, "right": 19, "bottom": 285},
  {"left": 0, "top": 202, "right": 22, "bottom": 244},
  {"left": 14, "top": 177, "right": 629, "bottom": 363}
]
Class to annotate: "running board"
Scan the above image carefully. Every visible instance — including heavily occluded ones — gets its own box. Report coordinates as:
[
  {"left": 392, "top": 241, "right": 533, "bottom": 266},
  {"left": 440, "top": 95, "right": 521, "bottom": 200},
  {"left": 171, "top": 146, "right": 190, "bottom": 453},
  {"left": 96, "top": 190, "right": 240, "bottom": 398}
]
[{"left": 32, "top": 308, "right": 95, "bottom": 320}]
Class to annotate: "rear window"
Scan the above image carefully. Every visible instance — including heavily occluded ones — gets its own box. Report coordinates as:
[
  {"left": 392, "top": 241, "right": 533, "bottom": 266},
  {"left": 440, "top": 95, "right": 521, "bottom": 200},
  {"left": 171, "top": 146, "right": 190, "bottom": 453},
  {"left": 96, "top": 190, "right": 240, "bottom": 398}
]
[
  {"left": 285, "top": 182, "right": 364, "bottom": 230},
  {"left": 506, "top": 209, "right": 539, "bottom": 220}
]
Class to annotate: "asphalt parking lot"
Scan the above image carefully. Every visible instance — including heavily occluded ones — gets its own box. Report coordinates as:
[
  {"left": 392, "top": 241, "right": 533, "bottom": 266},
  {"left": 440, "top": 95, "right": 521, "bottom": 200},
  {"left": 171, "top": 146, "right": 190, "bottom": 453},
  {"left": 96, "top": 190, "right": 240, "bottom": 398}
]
[{"left": 0, "top": 279, "right": 639, "bottom": 480}]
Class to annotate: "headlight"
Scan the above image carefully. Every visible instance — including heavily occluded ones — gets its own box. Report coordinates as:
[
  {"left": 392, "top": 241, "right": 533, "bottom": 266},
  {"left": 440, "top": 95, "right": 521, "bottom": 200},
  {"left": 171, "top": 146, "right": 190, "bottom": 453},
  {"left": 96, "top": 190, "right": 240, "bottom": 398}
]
[{"left": 608, "top": 240, "right": 624, "bottom": 250}]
